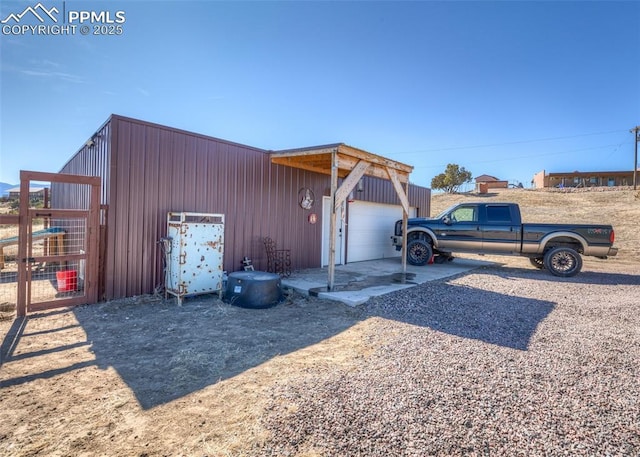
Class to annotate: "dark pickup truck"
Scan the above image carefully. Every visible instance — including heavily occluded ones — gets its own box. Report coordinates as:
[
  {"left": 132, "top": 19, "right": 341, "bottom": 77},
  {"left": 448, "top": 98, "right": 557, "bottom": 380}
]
[{"left": 391, "top": 202, "right": 618, "bottom": 277}]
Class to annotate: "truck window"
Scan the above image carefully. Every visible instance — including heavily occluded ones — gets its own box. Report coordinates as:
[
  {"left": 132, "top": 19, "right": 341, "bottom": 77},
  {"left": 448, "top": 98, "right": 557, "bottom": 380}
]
[
  {"left": 450, "top": 206, "right": 477, "bottom": 222},
  {"left": 486, "top": 206, "right": 512, "bottom": 223}
]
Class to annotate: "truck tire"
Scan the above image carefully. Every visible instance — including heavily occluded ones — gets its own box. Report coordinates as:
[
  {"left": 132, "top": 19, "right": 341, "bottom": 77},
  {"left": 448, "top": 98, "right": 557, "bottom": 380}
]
[
  {"left": 529, "top": 257, "right": 544, "bottom": 269},
  {"left": 407, "top": 239, "right": 433, "bottom": 266},
  {"left": 543, "top": 247, "right": 582, "bottom": 277}
]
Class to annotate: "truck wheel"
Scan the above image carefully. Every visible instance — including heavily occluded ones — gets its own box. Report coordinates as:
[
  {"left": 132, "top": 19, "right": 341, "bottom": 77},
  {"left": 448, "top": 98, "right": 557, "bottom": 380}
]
[
  {"left": 529, "top": 257, "right": 544, "bottom": 269},
  {"left": 407, "top": 239, "right": 433, "bottom": 266},
  {"left": 543, "top": 247, "right": 582, "bottom": 277}
]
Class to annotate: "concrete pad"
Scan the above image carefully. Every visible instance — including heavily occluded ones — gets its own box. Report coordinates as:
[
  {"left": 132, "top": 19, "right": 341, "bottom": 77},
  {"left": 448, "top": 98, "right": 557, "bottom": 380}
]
[{"left": 281, "top": 257, "right": 492, "bottom": 307}]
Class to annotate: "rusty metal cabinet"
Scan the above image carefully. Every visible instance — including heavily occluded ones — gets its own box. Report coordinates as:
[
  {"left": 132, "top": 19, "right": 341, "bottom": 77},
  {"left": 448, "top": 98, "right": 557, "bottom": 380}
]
[{"left": 165, "top": 212, "right": 225, "bottom": 304}]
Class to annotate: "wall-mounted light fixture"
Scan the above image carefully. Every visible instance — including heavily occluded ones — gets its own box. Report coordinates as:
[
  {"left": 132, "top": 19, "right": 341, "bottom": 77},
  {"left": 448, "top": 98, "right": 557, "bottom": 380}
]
[
  {"left": 86, "top": 133, "right": 100, "bottom": 148},
  {"left": 357, "top": 178, "right": 364, "bottom": 192}
]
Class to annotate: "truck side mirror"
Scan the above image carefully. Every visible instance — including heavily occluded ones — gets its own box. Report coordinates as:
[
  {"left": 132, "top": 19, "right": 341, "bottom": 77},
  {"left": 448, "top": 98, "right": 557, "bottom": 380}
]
[{"left": 443, "top": 216, "right": 452, "bottom": 225}]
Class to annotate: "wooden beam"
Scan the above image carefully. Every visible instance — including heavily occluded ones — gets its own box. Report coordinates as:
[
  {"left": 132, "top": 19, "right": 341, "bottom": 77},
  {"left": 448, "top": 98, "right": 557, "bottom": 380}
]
[
  {"left": 270, "top": 146, "right": 339, "bottom": 159},
  {"left": 401, "top": 180, "right": 409, "bottom": 274},
  {"left": 0, "top": 215, "right": 20, "bottom": 225},
  {"left": 16, "top": 175, "right": 29, "bottom": 317},
  {"left": 338, "top": 144, "right": 413, "bottom": 174},
  {"left": 271, "top": 156, "right": 333, "bottom": 176},
  {"left": 334, "top": 160, "right": 370, "bottom": 211},
  {"left": 386, "top": 167, "right": 410, "bottom": 214},
  {"left": 87, "top": 179, "right": 101, "bottom": 304},
  {"left": 385, "top": 166, "right": 412, "bottom": 274},
  {"left": 271, "top": 145, "right": 413, "bottom": 183},
  {"left": 272, "top": 144, "right": 413, "bottom": 176},
  {"left": 271, "top": 153, "right": 331, "bottom": 166},
  {"left": 334, "top": 155, "right": 378, "bottom": 180},
  {"left": 370, "top": 165, "right": 409, "bottom": 183},
  {"left": 271, "top": 144, "right": 416, "bottom": 283},
  {"left": 328, "top": 151, "right": 338, "bottom": 291},
  {"left": 20, "top": 170, "right": 100, "bottom": 186}
]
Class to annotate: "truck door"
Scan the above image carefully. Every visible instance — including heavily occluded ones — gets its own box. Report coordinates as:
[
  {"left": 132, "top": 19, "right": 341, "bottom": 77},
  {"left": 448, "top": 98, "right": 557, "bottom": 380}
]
[
  {"left": 481, "top": 204, "right": 520, "bottom": 253},
  {"left": 437, "top": 204, "right": 482, "bottom": 251}
]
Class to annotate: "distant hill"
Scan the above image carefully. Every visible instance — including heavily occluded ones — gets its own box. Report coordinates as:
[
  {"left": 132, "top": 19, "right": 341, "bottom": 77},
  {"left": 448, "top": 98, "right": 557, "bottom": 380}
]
[{"left": 0, "top": 182, "right": 17, "bottom": 197}]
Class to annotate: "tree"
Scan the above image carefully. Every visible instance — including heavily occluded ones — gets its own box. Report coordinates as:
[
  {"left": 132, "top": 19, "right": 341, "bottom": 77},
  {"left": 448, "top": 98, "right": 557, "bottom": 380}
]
[{"left": 431, "top": 163, "right": 473, "bottom": 193}]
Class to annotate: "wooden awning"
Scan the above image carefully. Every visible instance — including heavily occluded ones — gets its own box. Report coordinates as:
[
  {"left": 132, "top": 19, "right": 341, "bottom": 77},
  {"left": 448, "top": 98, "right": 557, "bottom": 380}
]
[
  {"left": 271, "top": 143, "right": 412, "bottom": 182},
  {"left": 270, "top": 143, "right": 414, "bottom": 290}
]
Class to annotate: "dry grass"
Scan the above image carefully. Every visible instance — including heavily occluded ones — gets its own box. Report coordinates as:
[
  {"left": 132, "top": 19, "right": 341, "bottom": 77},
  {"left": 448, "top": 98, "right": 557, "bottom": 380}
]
[{"left": 0, "top": 205, "right": 19, "bottom": 259}]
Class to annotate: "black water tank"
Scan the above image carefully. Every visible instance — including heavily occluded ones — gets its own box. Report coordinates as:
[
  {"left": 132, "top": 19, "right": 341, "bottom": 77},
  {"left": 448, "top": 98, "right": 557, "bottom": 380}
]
[{"left": 224, "top": 271, "right": 283, "bottom": 309}]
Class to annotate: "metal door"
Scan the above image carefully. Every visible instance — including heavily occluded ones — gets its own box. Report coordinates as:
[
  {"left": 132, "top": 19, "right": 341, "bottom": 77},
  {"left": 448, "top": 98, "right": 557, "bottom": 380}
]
[
  {"left": 17, "top": 171, "right": 100, "bottom": 316},
  {"left": 481, "top": 204, "right": 520, "bottom": 253},
  {"left": 437, "top": 204, "right": 482, "bottom": 251}
]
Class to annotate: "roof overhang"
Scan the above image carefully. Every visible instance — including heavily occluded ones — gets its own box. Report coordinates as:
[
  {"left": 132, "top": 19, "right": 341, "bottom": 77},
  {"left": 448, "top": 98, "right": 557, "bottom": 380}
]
[
  {"left": 270, "top": 143, "right": 413, "bottom": 184},
  {"left": 270, "top": 143, "right": 415, "bottom": 290}
]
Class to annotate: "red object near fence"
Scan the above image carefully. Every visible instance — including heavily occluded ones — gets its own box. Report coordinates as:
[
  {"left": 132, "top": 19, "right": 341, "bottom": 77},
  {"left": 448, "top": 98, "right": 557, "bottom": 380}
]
[{"left": 56, "top": 270, "right": 78, "bottom": 292}]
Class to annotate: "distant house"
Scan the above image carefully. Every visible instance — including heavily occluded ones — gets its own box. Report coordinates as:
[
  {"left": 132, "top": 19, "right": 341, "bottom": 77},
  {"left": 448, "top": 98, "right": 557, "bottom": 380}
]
[
  {"left": 532, "top": 170, "right": 635, "bottom": 188},
  {"left": 475, "top": 174, "right": 508, "bottom": 193},
  {"left": 7, "top": 186, "right": 48, "bottom": 200}
]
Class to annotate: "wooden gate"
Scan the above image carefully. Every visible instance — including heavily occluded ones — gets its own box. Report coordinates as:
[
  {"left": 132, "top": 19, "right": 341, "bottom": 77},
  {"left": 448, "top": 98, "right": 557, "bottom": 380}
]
[{"left": 15, "top": 171, "right": 100, "bottom": 317}]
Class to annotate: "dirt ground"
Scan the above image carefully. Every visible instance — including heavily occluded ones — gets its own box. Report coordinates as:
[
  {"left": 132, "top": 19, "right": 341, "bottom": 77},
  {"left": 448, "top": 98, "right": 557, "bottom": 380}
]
[
  {"left": 0, "top": 256, "right": 637, "bottom": 457},
  {"left": 1, "top": 189, "right": 638, "bottom": 456},
  {"left": 0, "top": 287, "right": 371, "bottom": 456}
]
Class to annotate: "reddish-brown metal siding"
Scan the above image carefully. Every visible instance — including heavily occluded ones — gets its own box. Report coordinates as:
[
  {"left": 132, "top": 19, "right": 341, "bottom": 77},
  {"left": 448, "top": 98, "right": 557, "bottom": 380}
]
[
  {"left": 349, "top": 176, "right": 431, "bottom": 217},
  {"left": 54, "top": 121, "right": 111, "bottom": 209},
  {"left": 103, "top": 115, "right": 331, "bottom": 299},
  {"left": 57, "top": 114, "right": 430, "bottom": 300}
]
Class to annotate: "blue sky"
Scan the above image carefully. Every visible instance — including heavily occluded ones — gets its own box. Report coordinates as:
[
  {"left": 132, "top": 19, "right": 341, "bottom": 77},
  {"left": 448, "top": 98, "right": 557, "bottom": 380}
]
[{"left": 1, "top": 0, "right": 639, "bottom": 188}]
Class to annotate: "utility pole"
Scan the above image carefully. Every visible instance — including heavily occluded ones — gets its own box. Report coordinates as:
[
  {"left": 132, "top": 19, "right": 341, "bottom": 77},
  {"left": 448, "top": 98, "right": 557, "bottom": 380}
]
[{"left": 633, "top": 126, "right": 640, "bottom": 190}]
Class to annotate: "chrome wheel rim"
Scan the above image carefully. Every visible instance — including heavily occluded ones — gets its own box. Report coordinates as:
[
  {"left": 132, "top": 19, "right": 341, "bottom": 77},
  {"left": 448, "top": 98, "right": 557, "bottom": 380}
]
[
  {"left": 551, "top": 251, "right": 575, "bottom": 273},
  {"left": 409, "top": 246, "right": 426, "bottom": 262}
]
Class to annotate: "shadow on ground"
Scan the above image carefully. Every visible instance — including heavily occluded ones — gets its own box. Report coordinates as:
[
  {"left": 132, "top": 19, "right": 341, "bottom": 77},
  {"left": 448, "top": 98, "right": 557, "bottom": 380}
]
[
  {"left": 71, "top": 295, "right": 363, "bottom": 409},
  {"left": 8, "top": 263, "right": 632, "bottom": 410},
  {"left": 472, "top": 261, "right": 640, "bottom": 286},
  {"left": 364, "top": 279, "right": 555, "bottom": 351}
]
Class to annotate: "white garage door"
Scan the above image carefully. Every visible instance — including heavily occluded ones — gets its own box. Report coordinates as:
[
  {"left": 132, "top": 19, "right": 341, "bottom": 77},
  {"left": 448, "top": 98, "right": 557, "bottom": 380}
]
[{"left": 347, "top": 201, "right": 417, "bottom": 263}]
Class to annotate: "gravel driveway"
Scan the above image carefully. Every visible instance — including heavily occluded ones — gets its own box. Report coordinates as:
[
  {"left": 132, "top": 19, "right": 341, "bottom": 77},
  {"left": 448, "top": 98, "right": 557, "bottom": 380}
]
[{"left": 260, "top": 262, "right": 640, "bottom": 456}]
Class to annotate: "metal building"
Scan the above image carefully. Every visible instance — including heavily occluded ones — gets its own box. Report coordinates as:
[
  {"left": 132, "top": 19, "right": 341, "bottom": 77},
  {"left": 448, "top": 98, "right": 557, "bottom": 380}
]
[{"left": 56, "top": 114, "right": 431, "bottom": 300}]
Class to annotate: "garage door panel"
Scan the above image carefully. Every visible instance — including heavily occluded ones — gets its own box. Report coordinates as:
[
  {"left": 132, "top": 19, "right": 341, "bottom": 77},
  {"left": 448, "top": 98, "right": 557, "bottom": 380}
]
[{"left": 347, "top": 201, "right": 416, "bottom": 263}]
